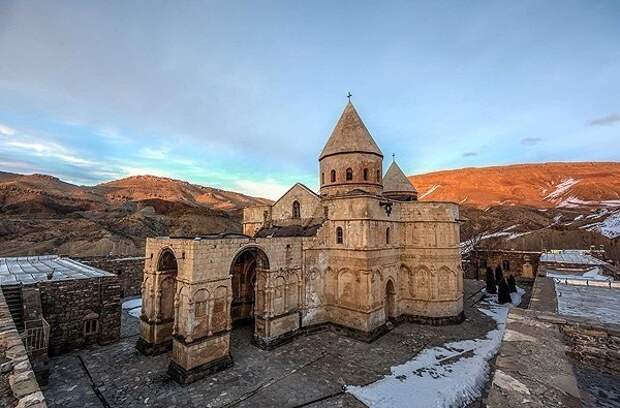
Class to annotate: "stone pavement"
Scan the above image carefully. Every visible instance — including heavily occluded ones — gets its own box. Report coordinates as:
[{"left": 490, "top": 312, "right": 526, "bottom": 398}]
[{"left": 43, "top": 281, "right": 493, "bottom": 408}]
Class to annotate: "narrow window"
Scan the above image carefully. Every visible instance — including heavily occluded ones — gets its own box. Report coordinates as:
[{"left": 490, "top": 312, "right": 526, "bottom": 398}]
[
  {"left": 323, "top": 206, "right": 329, "bottom": 218},
  {"left": 346, "top": 168, "right": 353, "bottom": 181},
  {"left": 321, "top": 172, "right": 325, "bottom": 185},
  {"left": 292, "top": 200, "right": 301, "bottom": 218},
  {"left": 83, "top": 318, "right": 98, "bottom": 336},
  {"left": 376, "top": 170, "right": 381, "bottom": 182},
  {"left": 336, "top": 227, "right": 343, "bottom": 244},
  {"left": 330, "top": 169, "right": 336, "bottom": 182},
  {"left": 363, "top": 168, "right": 369, "bottom": 181},
  {"left": 386, "top": 227, "right": 390, "bottom": 244},
  {"left": 502, "top": 260, "right": 510, "bottom": 271}
]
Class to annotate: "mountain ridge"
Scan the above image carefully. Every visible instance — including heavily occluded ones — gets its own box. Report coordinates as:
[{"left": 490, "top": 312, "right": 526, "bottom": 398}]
[{"left": 409, "top": 161, "right": 620, "bottom": 210}]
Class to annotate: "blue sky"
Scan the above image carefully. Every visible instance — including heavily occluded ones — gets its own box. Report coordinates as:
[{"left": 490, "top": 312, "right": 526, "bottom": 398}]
[{"left": 0, "top": 1, "right": 618, "bottom": 199}]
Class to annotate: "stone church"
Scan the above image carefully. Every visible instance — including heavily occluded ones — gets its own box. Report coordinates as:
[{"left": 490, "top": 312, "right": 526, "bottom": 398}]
[{"left": 137, "top": 101, "right": 464, "bottom": 384}]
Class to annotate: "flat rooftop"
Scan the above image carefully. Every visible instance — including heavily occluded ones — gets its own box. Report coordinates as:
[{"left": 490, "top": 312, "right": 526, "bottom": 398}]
[
  {"left": 540, "top": 250, "right": 607, "bottom": 266},
  {"left": 0, "top": 255, "right": 114, "bottom": 286}
]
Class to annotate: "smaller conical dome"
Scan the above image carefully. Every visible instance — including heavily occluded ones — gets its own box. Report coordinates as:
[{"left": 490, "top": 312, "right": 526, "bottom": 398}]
[{"left": 383, "top": 161, "right": 418, "bottom": 201}]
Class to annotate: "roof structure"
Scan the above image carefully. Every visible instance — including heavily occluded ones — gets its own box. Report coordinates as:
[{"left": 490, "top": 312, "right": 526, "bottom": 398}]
[
  {"left": 383, "top": 161, "right": 418, "bottom": 194},
  {"left": 319, "top": 101, "right": 383, "bottom": 160},
  {"left": 0, "top": 255, "right": 114, "bottom": 286},
  {"left": 540, "top": 250, "right": 607, "bottom": 266}
]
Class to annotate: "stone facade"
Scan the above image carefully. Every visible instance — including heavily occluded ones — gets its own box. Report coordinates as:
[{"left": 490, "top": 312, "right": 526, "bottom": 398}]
[
  {"left": 137, "top": 101, "right": 464, "bottom": 384},
  {"left": 78, "top": 256, "right": 145, "bottom": 297},
  {"left": 38, "top": 276, "right": 121, "bottom": 355}
]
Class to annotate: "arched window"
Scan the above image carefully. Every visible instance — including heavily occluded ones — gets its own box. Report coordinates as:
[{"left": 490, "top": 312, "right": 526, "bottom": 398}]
[
  {"left": 386, "top": 227, "right": 390, "bottom": 244},
  {"left": 292, "top": 201, "right": 301, "bottom": 218},
  {"left": 330, "top": 169, "right": 336, "bottom": 183},
  {"left": 336, "top": 227, "right": 343, "bottom": 244},
  {"left": 376, "top": 170, "right": 381, "bottom": 182},
  {"left": 346, "top": 168, "right": 353, "bottom": 181},
  {"left": 321, "top": 172, "right": 325, "bottom": 185},
  {"left": 363, "top": 168, "right": 369, "bottom": 181}
]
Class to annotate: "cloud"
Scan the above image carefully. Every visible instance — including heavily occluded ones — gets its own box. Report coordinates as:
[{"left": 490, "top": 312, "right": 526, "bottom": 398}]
[
  {"left": 234, "top": 179, "right": 291, "bottom": 200},
  {"left": 138, "top": 146, "right": 170, "bottom": 160},
  {"left": 588, "top": 113, "right": 620, "bottom": 127},
  {"left": 462, "top": 152, "right": 478, "bottom": 157},
  {"left": 0, "top": 124, "right": 16, "bottom": 136},
  {"left": 521, "top": 137, "right": 542, "bottom": 145},
  {"left": 4, "top": 140, "right": 94, "bottom": 167}
]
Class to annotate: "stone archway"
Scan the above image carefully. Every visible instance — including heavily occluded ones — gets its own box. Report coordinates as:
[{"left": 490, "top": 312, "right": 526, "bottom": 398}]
[
  {"left": 229, "top": 246, "right": 270, "bottom": 336},
  {"left": 385, "top": 280, "right": 397, "bottom": 320},
  {"left": 157, "top": 249, "right": 178, "bottom": 325},
  {"left": 136, "top": 247, "right": 179, "bottom": 356}
]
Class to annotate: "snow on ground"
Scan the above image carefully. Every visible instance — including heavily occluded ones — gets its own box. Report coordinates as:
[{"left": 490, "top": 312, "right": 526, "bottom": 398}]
[
  {"left": 546, "top": 267, "right": 612, "bottom": 282},
  {"left": 555, "top": 283, "right": 620, "bottom": 325},
  {"left": 598, "top": 210, "right": 620, "bottom": 239},
  {"left": 122, "top": 298, "right": 142, "bottom": 318},
  {"left": 348, "top": 289, "right": 523, "bottom": 408},
  {"left": 544, "top": 178, "right": 579, "bottom": 201},
  {"left": 419, "top": 184, "right": 440, "bottom": 199}
]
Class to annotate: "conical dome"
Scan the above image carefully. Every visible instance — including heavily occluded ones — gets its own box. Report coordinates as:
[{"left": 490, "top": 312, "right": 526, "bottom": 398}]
[
  {"left": 319, "top": 102, "right": 383, "bottom": 160},
  {"left": 383, "top": 161, "right": 418, "bottom": 201}
]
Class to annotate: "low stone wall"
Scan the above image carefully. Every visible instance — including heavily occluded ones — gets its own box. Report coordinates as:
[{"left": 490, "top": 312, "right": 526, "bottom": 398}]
[
  {"left": 0, "top": 290, "right": 46, "bottom": 408},
  {"left": 77, "top": 256, "right": 145, "bottom": 297},
  {"left": 555, "top": 316, "right": 620, "bottom": 373},
  {"left": 486, "top": 308, "right": 582, "bottom": 407}
]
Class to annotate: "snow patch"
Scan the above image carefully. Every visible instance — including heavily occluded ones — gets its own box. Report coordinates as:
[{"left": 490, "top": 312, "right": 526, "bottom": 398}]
[
  {"left": 419, "top": 184, "right": 440, "bottom": 199},
  {"left": 544, "top": 178, "right": 579, "bottom": 200},
  {"left": 348, "top": 290, "right": 521, "bottom": 408},
  {"left": 122, "top": 298, "right": 142, "bottom": 318},
  {"left": 555, "top": 283, "right": 620, "bottom": 325}
]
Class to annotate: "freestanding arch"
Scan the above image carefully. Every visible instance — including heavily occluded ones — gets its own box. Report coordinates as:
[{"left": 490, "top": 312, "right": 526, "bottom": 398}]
[{"left": 136, "top": 248, "right": 179, "bottom": 356}]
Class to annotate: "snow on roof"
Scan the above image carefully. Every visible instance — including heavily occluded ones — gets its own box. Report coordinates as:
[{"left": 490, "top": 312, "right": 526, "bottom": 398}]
[
  {"left": 0, "top": 255, "right": 114, "bottom": 286},
  {"left": 539, "top": 250, "right": 608, "bottom": 266}
]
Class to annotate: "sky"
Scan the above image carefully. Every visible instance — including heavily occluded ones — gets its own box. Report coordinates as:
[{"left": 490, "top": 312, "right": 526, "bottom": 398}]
[{"left": 0, "top": 1, "right": 619, "bottom": 199}]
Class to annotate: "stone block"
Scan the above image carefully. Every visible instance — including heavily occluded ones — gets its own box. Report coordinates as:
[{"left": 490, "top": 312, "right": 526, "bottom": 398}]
[
  {"left": 9, "top": 371, "right": 39, "bottom": 398},
  {"left": 16, "top": 391, "right": 46, "bottom": 408}
]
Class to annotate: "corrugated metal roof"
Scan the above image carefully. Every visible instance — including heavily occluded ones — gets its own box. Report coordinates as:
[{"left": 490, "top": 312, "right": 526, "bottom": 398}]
[{"left": 0, "top": 255, "right": 113, "bottom": 286}]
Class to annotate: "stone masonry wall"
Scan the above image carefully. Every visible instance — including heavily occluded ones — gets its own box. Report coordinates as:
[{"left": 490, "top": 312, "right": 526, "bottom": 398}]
[
  {"left": 558, "top": 317, "right": 620, "bottom": 373},
  {"left": 38, "top": 276, "right": 121, "bottom": 355},
  {"left": 0, "top": 289, "right": 46, "bottom": 408},
  {"left": 78, "top": 256, "right": 145, "bottom": 297}
]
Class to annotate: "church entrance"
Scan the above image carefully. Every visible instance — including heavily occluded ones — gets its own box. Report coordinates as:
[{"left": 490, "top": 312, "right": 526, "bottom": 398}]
[
  {"left": 385, "top": 280, "right": 396, "bottom": 321},
  {"left": 229, "top": 247, "right": 269, "bottom": 337}
]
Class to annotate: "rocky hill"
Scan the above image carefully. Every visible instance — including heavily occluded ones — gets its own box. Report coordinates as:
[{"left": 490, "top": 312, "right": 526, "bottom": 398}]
[
  {"left": 410, "top": 162, "right": 620, "bottom": 209},
  {"left": 409, "top": 162, "right": 620, "bottom": 262},
  {"left": 2, "top": 162, "right": 619, "bottom": 260},
  {"left": 0, "top": 172, "right": 271, "bottom": 257}
]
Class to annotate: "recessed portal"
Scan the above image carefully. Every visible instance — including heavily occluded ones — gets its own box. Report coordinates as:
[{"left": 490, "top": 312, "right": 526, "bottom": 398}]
[{"left": 230, "top": 247, "right": 269, "bottom": 334}]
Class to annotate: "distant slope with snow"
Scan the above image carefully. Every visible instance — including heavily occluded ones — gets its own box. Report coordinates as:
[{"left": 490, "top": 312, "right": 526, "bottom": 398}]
[{"left": 410, "top": 162, "right": 620, "bottom": 210}]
